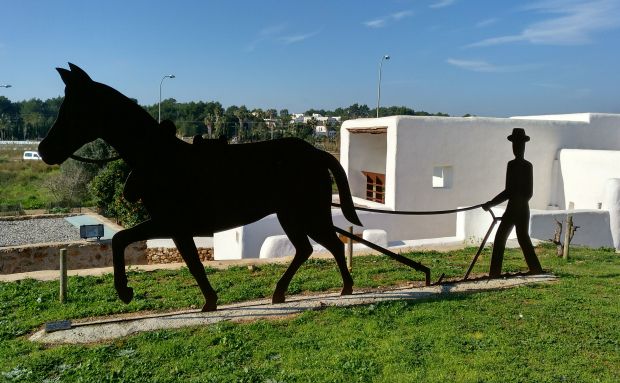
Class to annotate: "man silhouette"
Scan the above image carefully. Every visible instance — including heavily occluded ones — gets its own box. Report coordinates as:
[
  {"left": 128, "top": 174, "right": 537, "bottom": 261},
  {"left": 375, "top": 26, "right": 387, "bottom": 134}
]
[{"left": 482, "top": 128, "right": 544, "bottom": 278}]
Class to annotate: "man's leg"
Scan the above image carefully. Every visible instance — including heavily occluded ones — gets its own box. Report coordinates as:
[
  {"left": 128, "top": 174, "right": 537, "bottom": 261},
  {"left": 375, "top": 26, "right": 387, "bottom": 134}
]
[
  {"left": 489, "top": 219, "right": 514, "bottom": 277},
  {"left": 515, "top": 219, "right": 543, "bottom": 274}
]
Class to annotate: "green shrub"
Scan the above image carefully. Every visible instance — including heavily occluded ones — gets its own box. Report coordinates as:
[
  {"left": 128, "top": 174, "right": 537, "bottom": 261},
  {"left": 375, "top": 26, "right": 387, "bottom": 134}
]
[{"left": 90, "top": 161, "right": 149, "bottom": 227}]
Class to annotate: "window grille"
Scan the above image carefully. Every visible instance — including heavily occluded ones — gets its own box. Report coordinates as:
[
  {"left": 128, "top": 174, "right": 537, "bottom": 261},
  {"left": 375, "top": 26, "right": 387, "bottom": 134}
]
[{"left": 362, "top": 171, "right": 385, "bottom": 203}]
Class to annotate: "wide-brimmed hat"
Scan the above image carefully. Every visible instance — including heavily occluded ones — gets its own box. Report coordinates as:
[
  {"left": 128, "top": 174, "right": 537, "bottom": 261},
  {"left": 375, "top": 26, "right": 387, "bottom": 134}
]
[{"left": 507, "top": 128, "right": 530, "bottom": 142}]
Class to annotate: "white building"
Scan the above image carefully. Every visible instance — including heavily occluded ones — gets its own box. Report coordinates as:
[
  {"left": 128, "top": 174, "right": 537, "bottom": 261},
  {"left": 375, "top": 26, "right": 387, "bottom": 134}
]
[
  {"left": 209, "top": 112, "right": 620, "bottom": 260},
  {"left": 340, "top": 113, "right": 620, "bottom": 246},
  {"left": 289, "top": 113, "right": 341, "bottom": 136}
]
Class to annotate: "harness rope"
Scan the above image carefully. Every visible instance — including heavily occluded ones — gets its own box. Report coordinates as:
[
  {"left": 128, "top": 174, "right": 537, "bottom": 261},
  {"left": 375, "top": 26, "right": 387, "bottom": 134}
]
[{"left": 331, "top": 202, "right": 484, "bottom": 215}]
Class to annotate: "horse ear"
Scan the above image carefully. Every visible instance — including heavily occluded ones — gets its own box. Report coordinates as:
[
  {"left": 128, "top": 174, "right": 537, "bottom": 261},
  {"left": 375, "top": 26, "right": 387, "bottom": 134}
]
[
  {"left": 68, "top": 63, "right": 92, "bottom": 82},
  {"left": 56, "top": 68, "right": 73, "bottom": 86}
]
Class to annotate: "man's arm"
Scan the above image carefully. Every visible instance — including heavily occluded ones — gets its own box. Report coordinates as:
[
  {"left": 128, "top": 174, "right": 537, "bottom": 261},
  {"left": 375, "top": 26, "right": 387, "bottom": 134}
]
[{"left": 482, "top": 190, "right": 509, "bottom": 211}]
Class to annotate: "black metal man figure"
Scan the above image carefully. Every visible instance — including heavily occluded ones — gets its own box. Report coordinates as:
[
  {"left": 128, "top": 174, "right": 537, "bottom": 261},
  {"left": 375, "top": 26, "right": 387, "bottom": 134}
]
[{"left": 482, "top": 128, "right": 544, "bottom": 278}]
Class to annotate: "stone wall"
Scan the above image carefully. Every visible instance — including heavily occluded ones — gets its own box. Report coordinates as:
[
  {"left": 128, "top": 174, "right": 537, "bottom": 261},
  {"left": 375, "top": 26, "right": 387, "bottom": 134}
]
[
  {"left": 0, "top": 240, "right": 147, "bottom": 274},
  {"left": 145, "top": 247, "right": 213, "bottom": 264}
]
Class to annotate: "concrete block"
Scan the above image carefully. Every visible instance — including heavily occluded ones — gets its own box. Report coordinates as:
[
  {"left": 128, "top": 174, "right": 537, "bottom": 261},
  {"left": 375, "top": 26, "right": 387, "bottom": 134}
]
[
  {"left": 362, "top": 229, "right": 388, "bottom": 248},
  {"left": 259, "top": 235, "right": 295, "bottom": 259}
]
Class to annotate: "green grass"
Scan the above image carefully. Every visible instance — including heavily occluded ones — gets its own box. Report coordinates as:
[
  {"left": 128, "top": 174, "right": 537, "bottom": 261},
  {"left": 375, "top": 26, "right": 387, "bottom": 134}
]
[
  {"left": 0, "top": 158, "right": 59, "bottom": 209},
  {"left": 1, "top": 245, "right": 619, "bottom": 382}
]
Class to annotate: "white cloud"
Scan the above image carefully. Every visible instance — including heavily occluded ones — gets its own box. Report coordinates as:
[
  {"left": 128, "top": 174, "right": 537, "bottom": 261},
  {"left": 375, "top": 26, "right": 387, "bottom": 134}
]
[
  {"left": 467, "top": 0, "right": 620, "bottom": 47},
  {"left": 446, "top": 58, "right": 539, "bottom": 72},
  {"left": 246, "top": 24, "right": 288, "bottom": 52},
  {"left": 364, "top": 19, "right": 387, "bottom": 28},
  {"left": 392, "top": 10, "right": 414, "bottom": 20},
  {"left": 246, "top": 24, "right": 319, "bottom": 51},
  {"left": 430, "top": 0, "right": 456, "bottom": 9},
  {"left": 476, "top": 18, "right": 499, "bottom": 28},
  {"left": 363, "top": 9, "right": 413, "bottom": 28},
  {"left": 280, "top": 30, "right": 321, "bottom": 44}
]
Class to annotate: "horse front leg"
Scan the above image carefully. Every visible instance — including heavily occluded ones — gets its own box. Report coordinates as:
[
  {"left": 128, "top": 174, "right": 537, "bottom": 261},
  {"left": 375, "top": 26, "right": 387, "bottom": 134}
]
[
  {"left": 112, "top": 219, "right": 166, "bottom": 304},
  {"left": 172, "top": 236, "right": 218, "bottom": 311}
]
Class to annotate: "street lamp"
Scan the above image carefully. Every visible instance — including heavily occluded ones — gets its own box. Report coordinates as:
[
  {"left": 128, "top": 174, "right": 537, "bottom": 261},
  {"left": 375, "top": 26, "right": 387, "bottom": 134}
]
[
  {"left": 376, "top": 55, "right": 390, "bottom": 118},
  {"left": 0, "top": 84, "right": 11, "bottom": 89},
  {"left": 159, "top": 74, "right": 175, "bottom": 123}
]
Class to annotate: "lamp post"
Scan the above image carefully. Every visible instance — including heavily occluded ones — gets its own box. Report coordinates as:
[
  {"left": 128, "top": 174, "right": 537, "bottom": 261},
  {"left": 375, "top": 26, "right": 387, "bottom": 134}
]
[
  {"left": 159, "top": 74, "right": 175, "bottom": 123},
  {"left": 376, "top": 55, "right": 390, "bottom": 118}
]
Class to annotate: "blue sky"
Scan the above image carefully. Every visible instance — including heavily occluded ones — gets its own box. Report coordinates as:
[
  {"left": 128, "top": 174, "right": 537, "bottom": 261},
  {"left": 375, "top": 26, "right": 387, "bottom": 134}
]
[{"left": 1, "top": 0, "right": 619, "bottom": 117}]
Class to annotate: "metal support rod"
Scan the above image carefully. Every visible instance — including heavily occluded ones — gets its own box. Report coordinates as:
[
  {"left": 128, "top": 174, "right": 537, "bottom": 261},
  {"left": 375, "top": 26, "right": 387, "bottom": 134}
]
[
  {"left": 464, "top": 210, "right": 500, "bottom": 280},
  {"left": 347, "top": 226, "right": 353, "bottom": 272},
  {"left": 59, "top": 248, "right": 67, "bottom": 303}
]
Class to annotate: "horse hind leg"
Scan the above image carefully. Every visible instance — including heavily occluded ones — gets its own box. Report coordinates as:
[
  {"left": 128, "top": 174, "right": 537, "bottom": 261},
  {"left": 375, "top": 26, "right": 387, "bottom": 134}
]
[
  {"left": 309, "top": 227, "right": 353, "bottom": 296},
  {"left": 173, "top": 236, "right": 218, "bottom": 311},
  {"left": 273, "top": 214, "right": 313, "bottom": 304}
]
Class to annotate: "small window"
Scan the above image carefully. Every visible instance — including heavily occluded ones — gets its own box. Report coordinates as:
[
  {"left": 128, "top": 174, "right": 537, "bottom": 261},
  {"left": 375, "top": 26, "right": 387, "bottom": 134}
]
[
  {"left": 433, "top": 166, "right": 453, "bottom": 188},
  {"left": 362, "top": 171, "right": 385, "bottom": 203}
]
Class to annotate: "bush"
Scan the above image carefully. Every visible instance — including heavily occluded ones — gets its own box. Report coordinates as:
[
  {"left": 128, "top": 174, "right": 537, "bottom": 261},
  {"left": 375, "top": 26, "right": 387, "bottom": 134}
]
[{"left": 89, "top": 160, "right": 149, "bottom": 227}]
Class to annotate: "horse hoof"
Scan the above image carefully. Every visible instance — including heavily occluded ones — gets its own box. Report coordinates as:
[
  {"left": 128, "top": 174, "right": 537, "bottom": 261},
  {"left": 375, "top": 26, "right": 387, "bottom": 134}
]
[
  {"left": 202, "top": 302, "right": 217, "bottom": 312},
  {"left": 117, "top": 286, "right": 134, "bottom": 304},
  {"left": 341, "top": 286, "right": 353, "bottom": 296},
  {"left": 272, "top": 292, "right": 286, "bottom": 304}
]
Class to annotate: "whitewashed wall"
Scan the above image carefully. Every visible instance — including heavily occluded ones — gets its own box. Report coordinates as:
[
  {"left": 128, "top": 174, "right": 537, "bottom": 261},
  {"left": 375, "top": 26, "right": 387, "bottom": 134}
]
[
  {"left": 559, "top": 149, "right": 620, "bottom": 209},
  {"left": 346, "top": 132, "right": 388, "bottom": 201},
  {"left": 457, "top": 207, "right": 614, "bottom": 249},
  {"left": 342, "top": 113, "right": 620, "bottom": 240},
  {"left": 213, "top": 209, "right": 455, "bottom": 260}
]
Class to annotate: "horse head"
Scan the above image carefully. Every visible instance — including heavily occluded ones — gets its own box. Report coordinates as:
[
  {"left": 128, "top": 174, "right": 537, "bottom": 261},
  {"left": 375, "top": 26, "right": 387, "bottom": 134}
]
[{"left": 39, "top": 63, "right": 113, "bottom": 165}]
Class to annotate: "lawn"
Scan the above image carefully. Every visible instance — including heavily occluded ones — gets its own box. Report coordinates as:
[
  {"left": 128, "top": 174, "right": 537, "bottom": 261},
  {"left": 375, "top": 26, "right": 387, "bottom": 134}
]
[
  {"left": 1, "top": 245, "right": 619, "bottom": 382},
  {"left": 0, "top": 148, "right": 59, "bottom": 210}
]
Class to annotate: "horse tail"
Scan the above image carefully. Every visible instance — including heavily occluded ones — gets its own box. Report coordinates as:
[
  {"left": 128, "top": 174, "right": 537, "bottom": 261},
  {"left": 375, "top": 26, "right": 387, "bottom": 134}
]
[{"left": 323, "top": 151, "right": 363, "bottom": 227}]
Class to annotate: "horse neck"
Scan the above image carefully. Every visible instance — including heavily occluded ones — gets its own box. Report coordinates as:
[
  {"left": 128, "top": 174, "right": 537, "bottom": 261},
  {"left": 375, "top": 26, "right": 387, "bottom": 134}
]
[{"left": 100, "top": 106, "right": 157, "bottom": 169}]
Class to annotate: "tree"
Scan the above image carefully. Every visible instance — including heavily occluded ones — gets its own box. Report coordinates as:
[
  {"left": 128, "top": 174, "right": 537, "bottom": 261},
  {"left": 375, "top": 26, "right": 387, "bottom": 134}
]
[
  {"left": 233, "top": 105, "right": 249, "bottom": 142},
  {"left": 20, "top": 98, "right": 46, "bottom": 140},
  {"left": 204, "top": 114, "right": 214, "bottom": 138},
  {"left": 304, "top": 108, "right": 326, "bottom": 117},
  {"left": 0, "top": 96, "right": 21, "bottom": 140},
  {"left": 266, "top": 109, "right": 277, "bottom": 119},
  {"left": 306, "top": 116, "right": 318, "bottom": 136},
  {"left": 44, "top": 164, "right": 90, "bottom": 209}
]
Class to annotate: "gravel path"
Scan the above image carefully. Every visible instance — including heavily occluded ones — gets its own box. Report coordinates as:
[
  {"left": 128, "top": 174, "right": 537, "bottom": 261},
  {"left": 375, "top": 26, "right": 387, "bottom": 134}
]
[
  {"left": 0, "top": 218, "right": 81, "bottom": 247},
  {"left": 30, "top": 274, "right": 558, "bottom": 344}
]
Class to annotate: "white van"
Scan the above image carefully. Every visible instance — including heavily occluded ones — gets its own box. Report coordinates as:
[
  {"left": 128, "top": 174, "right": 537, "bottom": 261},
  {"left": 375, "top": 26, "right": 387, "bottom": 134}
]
[{"left": 23, "top": 151, "right": 42, "bottom": 160}]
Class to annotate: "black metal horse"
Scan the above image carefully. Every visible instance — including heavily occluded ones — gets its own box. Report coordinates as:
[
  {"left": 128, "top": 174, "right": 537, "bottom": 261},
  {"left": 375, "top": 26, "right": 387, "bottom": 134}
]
[{"left": 38, "top": 63, "right": 362, "bottom": 311}]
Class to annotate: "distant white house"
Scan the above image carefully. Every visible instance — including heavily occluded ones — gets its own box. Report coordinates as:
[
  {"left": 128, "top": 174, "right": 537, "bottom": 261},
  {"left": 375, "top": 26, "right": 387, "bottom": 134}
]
[
  {"left": 289, "top": 113, "right": 341, "bottom": 137},
  {"left": 209, "top": 112, "right": 620, "bottom": 260}
]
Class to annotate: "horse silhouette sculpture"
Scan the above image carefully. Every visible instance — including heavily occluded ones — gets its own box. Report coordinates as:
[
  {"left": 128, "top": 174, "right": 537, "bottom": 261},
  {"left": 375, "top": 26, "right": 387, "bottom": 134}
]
[{"left": 38, "top": 63, "right": 362, "bottom": 311}]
